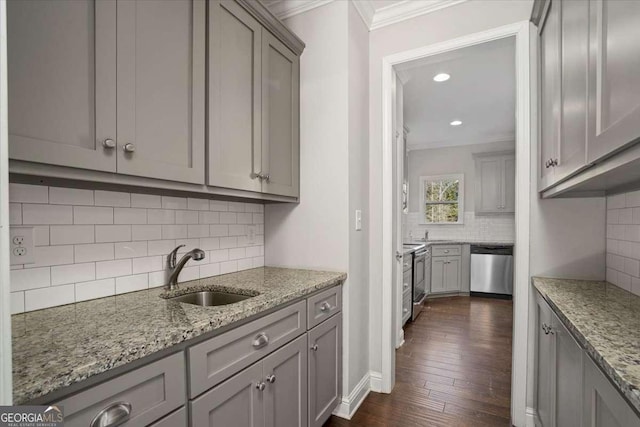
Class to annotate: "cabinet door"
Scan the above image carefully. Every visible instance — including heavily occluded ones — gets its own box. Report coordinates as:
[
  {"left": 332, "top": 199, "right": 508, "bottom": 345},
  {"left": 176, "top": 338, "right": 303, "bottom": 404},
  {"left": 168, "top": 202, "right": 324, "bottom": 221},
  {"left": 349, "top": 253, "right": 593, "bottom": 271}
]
[
  {"left": 208, "top": 0, "right": 263, "bottom": 192},
  {"left": 502, "top": 156, "right": 516, "bottom": 213},
  {"left": 553, "top": 313, "right": 583, "bottom": 427},
  {"left": 538, "top": 0, "right": 561, "bottom": 191},
  {"left": 583, "top": 356, "right": 640, "bottom": 427},
  {"left": 191, "top": 362, "right": 264, "bottom": 427},
  {"left": 556, "top": 0, "right": 589, "bottom": 182},
  {"left": 476, "top": 157, "right": 502, "bottom": 214},
  {"left": 261, "top": 32, "right": 300, "bottom": 198},
  {"left": 116, "top": 0, "right": 205, "bottom": 184},
  {"left": 444, "top": 257, "right": 461, "bottom": 292},
  {"left": 431, "top": 258, "right": 446, "bottom": 293},
  {"left": 308, "top": 314, "right": 341, "bottom": 427},
  {"left": 263, "top": 335, "right": 308, "bottom": 427},
  {"left": 535, "top": 294, "right": 554, "bottom": 427},
  {"left": 7, "top": 0, "right": 117, "bottom": 172},
  {"left": 587, "top": 0, "right": 640, "bottom": 163}
]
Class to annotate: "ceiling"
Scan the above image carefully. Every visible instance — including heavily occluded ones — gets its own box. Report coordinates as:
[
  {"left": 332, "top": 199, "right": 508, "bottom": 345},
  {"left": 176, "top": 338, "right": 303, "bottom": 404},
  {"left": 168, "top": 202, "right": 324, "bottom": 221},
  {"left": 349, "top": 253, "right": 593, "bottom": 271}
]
[
  {"left": 398, "top": 36, "right": 516, "bottom": 151},
  {"left": 263, "top": 0, "right": 467, "bottom": 30}
]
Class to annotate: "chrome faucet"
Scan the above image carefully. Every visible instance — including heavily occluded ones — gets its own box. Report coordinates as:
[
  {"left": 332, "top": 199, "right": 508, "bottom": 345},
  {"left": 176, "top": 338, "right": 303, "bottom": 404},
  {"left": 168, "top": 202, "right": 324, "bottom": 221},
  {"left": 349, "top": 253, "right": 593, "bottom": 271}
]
[{"left": 166, "top": 245, "right": 206, "bottom": 291}]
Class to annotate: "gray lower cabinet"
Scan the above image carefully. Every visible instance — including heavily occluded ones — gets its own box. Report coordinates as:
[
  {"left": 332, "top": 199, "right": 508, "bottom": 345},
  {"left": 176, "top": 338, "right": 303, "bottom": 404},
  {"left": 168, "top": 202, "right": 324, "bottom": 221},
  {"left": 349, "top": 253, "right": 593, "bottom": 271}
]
[
  {"left": 55, "top": 352, "right": 185, "bottom": 427},
  {"left": 431, "top": 256, "right": 461, "bottom": 294},
  {"left": 308, "top": 313, "right": 342, "bottom": 427},
  {"left": 535, "top": 293, "right": 553, "bottom": 427},
  {"left": 151, "top": 408, "right": 188, "bottom": 427}
]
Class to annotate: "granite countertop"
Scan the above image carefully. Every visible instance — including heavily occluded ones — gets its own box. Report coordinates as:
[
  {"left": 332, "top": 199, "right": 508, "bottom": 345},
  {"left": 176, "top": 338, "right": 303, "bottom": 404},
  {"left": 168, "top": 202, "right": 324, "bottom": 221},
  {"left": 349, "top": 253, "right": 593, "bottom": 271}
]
[
  {"left": 12, "top": 267, "right": 346, "bottom": 405},
  {"left": 533, "top": 277, "right": 640, "bottom": 413},
  {"left": 405, "top": 239, "right": 515, "bottom": 247}
]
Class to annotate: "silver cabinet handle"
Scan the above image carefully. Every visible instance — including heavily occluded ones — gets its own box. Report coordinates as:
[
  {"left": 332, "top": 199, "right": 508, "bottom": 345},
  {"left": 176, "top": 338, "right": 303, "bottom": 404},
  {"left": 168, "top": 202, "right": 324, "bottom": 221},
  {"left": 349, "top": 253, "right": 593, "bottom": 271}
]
[
  {"left": 262, "top": 173, "right": 270, "bottom": 182},
  {"left": 395, "top": 251, "right": 403, "bottom": 260},
  {"left": 320, "top": 302, "right": 331, "bottom": 312},
  {"left": 123, "top": 143, "right": 135, "bottom": 153},
  {"left": 256, "top": 382, "right": 266, "bottom": 391},
  {"left": 310, "top": 344, "right": 318, "bottom": 351},
  {"left": 266, "top": 374, "right": 276, "bottom": 383},
  {"left": 542, "top": 323, "right": 554, "bottom": 335},
  {"left": 102, "top": 138, "right": 116, "bottom": 149},
  {"left": 403, "top": 262, "right": 410, "bottom": 268},
  {"left": 444, "top": 250, "right": 449, "bottom": 253},
  {"left": 403, "top": 308, "right": 409, "bottom": 313},
  {"left": 90, "top": 401, "right": 131, "bottom": 427},
  {"left": 403, "top": 283, "right": 409, "bottom": 289},
  {"left": 250, "top": 172, "right": 263, "bottom": 180},
  {"left": 252, "top": 332, "right": 269, "bottom": 349},
  {"left": 550, "top": 158, "right": 558, "bottom": 167}
]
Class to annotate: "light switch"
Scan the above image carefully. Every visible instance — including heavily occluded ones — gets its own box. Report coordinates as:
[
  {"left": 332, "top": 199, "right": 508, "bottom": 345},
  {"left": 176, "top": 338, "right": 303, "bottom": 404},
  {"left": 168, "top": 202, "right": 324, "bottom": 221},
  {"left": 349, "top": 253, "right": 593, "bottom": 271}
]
[
  {"left": 10, "top": 226, "right": 35, "bottom": 265},
  {"left": 355, "top": 210, "right": 362, "bottom": 231}
]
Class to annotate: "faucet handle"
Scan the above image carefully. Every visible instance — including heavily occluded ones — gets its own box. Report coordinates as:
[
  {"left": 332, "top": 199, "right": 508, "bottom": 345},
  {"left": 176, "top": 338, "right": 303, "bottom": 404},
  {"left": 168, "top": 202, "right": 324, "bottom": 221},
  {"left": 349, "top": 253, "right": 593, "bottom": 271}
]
[{"left": 168, "top": 245, "right": 186, "bottom": 268}]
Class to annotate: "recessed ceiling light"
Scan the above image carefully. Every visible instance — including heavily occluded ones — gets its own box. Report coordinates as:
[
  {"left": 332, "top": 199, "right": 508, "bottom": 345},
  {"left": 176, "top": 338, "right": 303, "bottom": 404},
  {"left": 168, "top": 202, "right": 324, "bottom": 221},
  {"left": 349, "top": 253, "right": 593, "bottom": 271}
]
[
  {"left": 450, "top": 120, "right": 462, "bottom": 126},
  {"left": 433, "top": 73, "right": 450, "bottom": 82}
]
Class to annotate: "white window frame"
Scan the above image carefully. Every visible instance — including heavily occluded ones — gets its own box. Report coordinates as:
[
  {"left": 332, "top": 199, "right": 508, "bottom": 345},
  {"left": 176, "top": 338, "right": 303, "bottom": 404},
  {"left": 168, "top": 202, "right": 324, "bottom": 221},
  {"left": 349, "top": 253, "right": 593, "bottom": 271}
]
[{"left": 419, "top": 174, "right": 464, "bottom": 224}]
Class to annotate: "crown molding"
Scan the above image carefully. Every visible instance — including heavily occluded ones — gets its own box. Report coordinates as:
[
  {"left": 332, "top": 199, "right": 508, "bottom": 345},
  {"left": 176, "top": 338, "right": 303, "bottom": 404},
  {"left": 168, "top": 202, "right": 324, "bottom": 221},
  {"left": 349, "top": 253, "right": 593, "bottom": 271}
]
[
  {"left": 407, "top": 134, "right": 515, "bottom": 151},
  {"left": 265, "top": 0, "right": 467, "bottom": 31},
  {"left": 266, "top": 0, "right": 334, "bottom": 20}
]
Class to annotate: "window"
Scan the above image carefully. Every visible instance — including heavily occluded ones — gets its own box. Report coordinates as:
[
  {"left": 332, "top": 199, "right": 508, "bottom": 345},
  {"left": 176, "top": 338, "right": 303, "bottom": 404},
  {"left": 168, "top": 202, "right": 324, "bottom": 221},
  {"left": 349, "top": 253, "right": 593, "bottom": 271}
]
[{"left": 419, "top": 174, "right": 464, "bottom": 224}]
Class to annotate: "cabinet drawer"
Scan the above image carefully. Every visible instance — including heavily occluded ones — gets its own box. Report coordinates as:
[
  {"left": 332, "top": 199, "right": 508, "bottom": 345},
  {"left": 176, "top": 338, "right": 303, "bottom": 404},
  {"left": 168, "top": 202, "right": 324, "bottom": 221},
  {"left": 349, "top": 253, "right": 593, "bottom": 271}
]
[
  {"left": 402, "top": 270, "right": 412, "bottom": 294},
  {"left": 188, "top": 300, "right": 306, "bottom": 397},
  {"left": 55, "top": 352, "right": 185, "bottom": 427},
  {"left": 432, "top": 246, "right": 461, "bottom": 257},
  {"left": 150, "top": 407, "right": 186, "bottom": 427},
  {"left": 403, "top": 254, "right": 412, "bottom": 272},
  {"left": 307, "top": 285, "right": 342, "bottom": 329},
  {"left": 402, "top": 292, "right": 412, "bottom": 322}
]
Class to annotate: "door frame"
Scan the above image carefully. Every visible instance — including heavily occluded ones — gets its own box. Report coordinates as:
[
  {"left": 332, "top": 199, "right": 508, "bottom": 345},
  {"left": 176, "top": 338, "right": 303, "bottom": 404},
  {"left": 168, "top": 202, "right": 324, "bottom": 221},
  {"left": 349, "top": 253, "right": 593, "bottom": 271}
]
[{"left": 378, "top": 21, "right": 533, "bottom": 426}]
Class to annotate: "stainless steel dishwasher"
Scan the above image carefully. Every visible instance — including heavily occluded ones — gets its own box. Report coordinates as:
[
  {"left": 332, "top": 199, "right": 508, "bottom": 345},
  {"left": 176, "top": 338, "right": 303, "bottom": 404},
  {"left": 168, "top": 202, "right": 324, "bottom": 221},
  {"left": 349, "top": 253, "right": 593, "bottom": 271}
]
[{"left": 470, "top": 245, "right": 513, "bottom": 297}]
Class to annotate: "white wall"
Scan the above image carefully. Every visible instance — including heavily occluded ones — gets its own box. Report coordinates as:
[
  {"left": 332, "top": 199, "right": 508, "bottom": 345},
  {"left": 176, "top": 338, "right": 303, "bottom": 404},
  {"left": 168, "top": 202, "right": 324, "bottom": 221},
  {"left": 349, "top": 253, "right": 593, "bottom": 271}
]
[
  {"left": 368, "top": 0, "right": 534, "bottom": 378},
  {"left": 265, "top": 0, "right": 371, "bottom": 408}
]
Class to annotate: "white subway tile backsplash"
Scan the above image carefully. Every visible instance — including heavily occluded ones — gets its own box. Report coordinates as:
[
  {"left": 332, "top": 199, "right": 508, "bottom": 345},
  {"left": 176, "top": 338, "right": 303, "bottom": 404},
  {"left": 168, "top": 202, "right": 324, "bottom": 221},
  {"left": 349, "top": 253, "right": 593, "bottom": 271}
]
[
  {"left": 131, "top": 193, "right": 161, "bottom": 209},
  {"left": 10, "top": 267, "right": 50, "bottom": 292},
  {"left": 74, "top": 206, "right": 114, "bottom": 224},
  {"left": 606, "top": 190, "right": 640, "bottom": 297},
  {"left": 95, "top": 225, "right": 132, "bottom": 243},
  {"left": 51, "top": 262, "right": 95, "bottom": 286},
  {"left": 626, "top": 190, "right": 640, "bottom": 208},
  {"left": 96, "top": 259, "right": 132, "bottom": 279},
  {"left": 9, "top": 184, "right": 265, "bottom": 312},
  {"left": 25, "top": 284, "right": 74, "bottom": 311},
  {"left": 49, "top": 187, "right": 94, "bottom": 205},
  {"left": 95, "top": 190, "right": 130, "bottom": 207},
  {"left": 23, "top": 204, "right": 72, "bottom": 224},
  {"left": 76, "top": 278, "right": 115, "bottom": 302},
  {"left": 404, "top": 212, "right": 515, "bottom": 244},
  {"left": 50, "top": 225, "right": 94, "bottom": 245},
  {"left": 10, "top": 183, "right": 49, "bottom": 203},
  {"left": 75, "top": 243, "right": 114, "bottom": 263},
  {"left": 114, "top": 241, "right": 148, "bottom": 259}
]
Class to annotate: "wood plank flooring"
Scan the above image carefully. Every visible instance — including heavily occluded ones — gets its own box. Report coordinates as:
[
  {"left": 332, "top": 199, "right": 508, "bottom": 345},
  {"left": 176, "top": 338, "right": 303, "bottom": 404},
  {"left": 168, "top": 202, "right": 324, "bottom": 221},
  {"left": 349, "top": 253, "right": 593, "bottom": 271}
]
[{"left": 325, "top": 296, "right": 513, "bottom": 427}]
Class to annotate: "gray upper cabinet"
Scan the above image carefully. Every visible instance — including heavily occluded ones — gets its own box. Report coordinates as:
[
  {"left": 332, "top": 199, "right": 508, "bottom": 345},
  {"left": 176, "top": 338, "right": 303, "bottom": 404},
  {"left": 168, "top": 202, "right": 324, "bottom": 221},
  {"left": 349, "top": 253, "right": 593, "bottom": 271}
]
[
  {"left": 116, "top": 0, "right": 205, "bottom": 184},
  {"left": 308, "top": 313, "right": 342, "bottom": 427},
  {"left": 208, "top": 0, "right": 263, "bottom": 193},
  {"left": 474, "top": 152, "right": 515, "bottom": 214},
  {"left": 7, "top": 0, "right": 117, "bottom": 172},
  {"left": 261, "top": 32, "right": 300, "bottom": 198},
  {"left": 587, "top": 0, "right": 640, "bottom": 164}
]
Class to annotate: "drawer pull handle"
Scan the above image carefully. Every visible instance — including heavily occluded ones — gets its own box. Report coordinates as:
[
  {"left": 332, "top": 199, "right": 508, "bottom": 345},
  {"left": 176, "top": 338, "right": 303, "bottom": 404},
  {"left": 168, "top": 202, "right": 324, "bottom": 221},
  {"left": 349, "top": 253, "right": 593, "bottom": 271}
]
[
  {"left": 320, "top": 302, "right": 331, "bottom": 312},
  {"left": 444, "top": 250, "right": 449, "bottom": 253},
  {"left": 90, "top": 401, "right": 132, "bottom": 427},
  {"left": 266, "top": 374, "right": 276, "bottom": 383},
  {"left": 311, "top": 344, "right": 318, "bottom": 351},
  {"left": 252, "top": 332, "right": 269, "bottom": 349},
  {"left": 256, "top": 381, "right": 266, "bottom": 391},
  {"left": 403, "top": 308, "right": 409, "bottom": 313},
  {"left": 403, "top": 283, "right": 409, "bottom": 289}
]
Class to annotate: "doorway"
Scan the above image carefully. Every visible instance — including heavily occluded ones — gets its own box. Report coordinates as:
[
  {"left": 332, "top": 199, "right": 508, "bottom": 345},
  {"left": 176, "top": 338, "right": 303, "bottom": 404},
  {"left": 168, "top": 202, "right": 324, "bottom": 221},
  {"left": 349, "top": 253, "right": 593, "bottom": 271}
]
[{"left": 378, "top": 21, "right": 533, "bottom": 425}]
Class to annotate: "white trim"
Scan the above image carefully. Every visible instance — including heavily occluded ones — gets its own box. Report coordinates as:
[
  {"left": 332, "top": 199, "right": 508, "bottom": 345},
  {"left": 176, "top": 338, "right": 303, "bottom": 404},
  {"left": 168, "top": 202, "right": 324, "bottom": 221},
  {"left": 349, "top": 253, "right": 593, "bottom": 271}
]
[
  {"left": 407, "top": 134, "right": 516, "bottom": 151},
  {"left": 266, "top": 0, "right": 334, "bottom": 20},
  {"left": 526, "top": 407, "right": 539, "bottom": 427},
  {"left": 0, "top": 0, "right": 12, "bottom": 404},
  {"left": 333, "top": 372, "right": 371, "bottom": 419},
  {"left": 369, "top": 371, "right": 383, "bottom": 393},
  {"left": 352, "top": 0, "right": 375, "bottom": 29},
  {"left": 379, "top": 20, "right": 532, "bottom": 426},
  {"left": 419, "top": 173, "right": 465, "bottom": 225}
]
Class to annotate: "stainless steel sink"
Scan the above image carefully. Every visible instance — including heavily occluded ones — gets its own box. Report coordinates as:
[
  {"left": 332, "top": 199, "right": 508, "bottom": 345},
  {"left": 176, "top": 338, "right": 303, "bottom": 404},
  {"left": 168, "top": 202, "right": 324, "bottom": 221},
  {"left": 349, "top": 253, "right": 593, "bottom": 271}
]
[{"left": 168, "top": 291, "right": 253, "bottom": 306}]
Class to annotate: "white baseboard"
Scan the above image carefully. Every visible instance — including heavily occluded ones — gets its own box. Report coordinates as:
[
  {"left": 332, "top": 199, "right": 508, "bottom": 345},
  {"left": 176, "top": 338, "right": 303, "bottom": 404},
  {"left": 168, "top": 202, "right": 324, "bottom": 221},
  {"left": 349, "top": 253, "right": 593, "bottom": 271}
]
[
  {"left": 333, "top": 372, "right": 371, "bottom": 419},
  {"left": 395, "top": 328, "right": 405, "bottom": 349},
  {"left": 525, "top": 407, "right": 538, "bottom": 427},
  {"left": 369, "top": 371, "right": 383, "bottom": 393}
]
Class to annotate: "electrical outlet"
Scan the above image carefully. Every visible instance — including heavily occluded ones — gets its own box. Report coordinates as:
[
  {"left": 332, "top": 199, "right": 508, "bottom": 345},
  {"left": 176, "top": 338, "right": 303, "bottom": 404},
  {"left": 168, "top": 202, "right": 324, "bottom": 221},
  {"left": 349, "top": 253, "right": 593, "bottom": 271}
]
[
  {"left": 355, "top": 210, "right": 362, "bottom": 231},
  {"left": 10, "top": 226, "right": 35, "bottom": 265}
]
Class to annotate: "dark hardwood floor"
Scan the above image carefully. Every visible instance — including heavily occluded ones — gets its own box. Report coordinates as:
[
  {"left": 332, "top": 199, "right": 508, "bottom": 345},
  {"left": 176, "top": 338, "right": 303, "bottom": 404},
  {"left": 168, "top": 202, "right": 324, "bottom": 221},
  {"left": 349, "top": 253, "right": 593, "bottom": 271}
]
[{"left": 325, "top": 296, "right": 513, "bottom": 427}]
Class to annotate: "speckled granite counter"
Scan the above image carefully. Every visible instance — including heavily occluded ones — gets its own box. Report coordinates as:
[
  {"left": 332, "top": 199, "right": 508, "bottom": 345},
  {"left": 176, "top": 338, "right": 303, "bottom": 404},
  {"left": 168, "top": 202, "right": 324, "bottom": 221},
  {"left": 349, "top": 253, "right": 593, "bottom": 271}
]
[
  {"left": 405, "top": 240, "right": 514, "bottom": 247},
  {"left": 533, "top": 277, "right": 640, "bottom": 413},
  {"left": 12, "top": 267, "right": 346, "bottom": 404}
]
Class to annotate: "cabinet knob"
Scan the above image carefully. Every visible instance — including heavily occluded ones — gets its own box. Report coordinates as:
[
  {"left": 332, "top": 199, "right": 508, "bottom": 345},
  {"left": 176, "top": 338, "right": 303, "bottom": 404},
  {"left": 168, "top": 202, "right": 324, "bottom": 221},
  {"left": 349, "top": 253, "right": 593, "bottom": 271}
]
[
  {"left": 320, "top": 302, "right": 331, "bottom": 312},
  {"left": 550, "top": 158, "right": 558, "bottom": 167},
  {"left": 444, "top": 250, "right": 449, "bottom": 253},
  {"left": 252, "top": 332, "right": 269, "bottom": 349},
  {"left": 90, "top": 401, "right": 131, "bottom": 427},
  {"left": 262, "top": 173, "right": 270, "bottom": 183},
  {"left": 102, "top": 138, "right": 116, "bottom": 149},
  {"left": 395, "top": 251, "right": 403, "bottom": 261},
  {"left": 266, "top": 374, "right": 276, "bottom": 384},
  {"left": 403, "top": 283, "right": 409, "bottom": 289},
  {"left": 256, "top": 382, "right": 266, "bottom": 391},
  {"left": 403, "top": 308, "right": 409, "bottom": 313},
  {"left": 310, "top": 344, "right": 318, "bottom": 352},
  {"left": 123, "top": 143, "right": 136, "bottom": 153}
]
